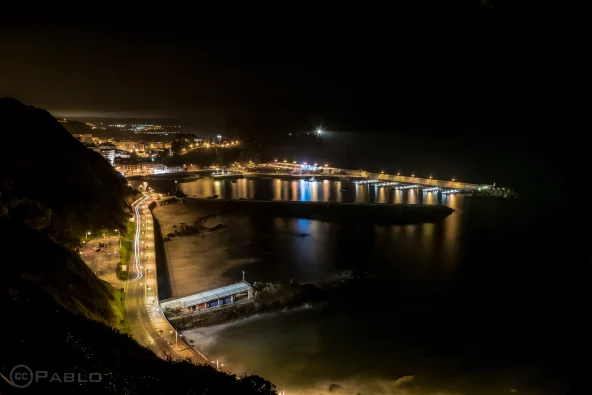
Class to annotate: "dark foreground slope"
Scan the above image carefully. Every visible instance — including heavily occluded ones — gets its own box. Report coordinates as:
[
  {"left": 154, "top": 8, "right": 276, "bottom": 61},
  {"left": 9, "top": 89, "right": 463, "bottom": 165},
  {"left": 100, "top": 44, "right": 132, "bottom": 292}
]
[
  {"left": 0, "top": 98, "right": 138, "bottom": 247},
  {"left": 0, "top": 219, "right": 123, "bottom": 326},
  {"left": 0, "top": 100, "right": 277, "bottom": 394},
  {"left": 0, "top": 225, "right": 275, "bottom": 395}
]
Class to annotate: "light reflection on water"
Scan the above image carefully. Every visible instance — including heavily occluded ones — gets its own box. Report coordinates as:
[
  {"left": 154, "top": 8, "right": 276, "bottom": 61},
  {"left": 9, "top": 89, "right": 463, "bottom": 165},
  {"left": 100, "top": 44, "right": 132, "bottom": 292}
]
[
  {"left": 140, "top": 177, "right": 562, "bottom": 395},
  {"left": 145, "top": 177, "right": 467, "bottom": 207}
]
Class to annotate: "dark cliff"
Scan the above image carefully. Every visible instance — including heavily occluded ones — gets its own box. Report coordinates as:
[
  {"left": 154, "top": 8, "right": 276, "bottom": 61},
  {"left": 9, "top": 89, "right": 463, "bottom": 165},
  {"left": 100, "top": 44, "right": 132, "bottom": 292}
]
[
  {"left": 0, "top": 98, "right": 139, "bottom": 247},
  {"left": 0, "top": 99, "right": 277, "bottom": 394}
]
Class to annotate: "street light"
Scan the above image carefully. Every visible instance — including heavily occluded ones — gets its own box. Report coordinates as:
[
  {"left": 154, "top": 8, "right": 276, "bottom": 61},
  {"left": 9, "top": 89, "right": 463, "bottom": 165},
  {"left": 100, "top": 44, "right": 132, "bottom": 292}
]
[{"left": 86, "top": 231, "right": 91, "bottom": 240}]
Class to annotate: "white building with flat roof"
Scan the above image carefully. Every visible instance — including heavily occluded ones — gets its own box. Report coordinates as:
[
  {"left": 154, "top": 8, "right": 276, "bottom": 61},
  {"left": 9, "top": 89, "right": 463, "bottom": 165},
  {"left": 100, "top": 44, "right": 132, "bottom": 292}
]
[{"left": 100, "top": 149, "right": 115, "bottom": 166}]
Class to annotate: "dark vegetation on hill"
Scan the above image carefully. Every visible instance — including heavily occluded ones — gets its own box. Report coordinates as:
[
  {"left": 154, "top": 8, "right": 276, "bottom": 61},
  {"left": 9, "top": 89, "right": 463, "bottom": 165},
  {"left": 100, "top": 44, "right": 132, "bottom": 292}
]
[
  {"left": 0, "top": 230, "right": 276, "bottom": 394},
  {"left": 0, "top": 99, "right": 276, "bottom": 394},
  {"left": 0, "top": 219, "right": 122, "bottom": 326},
  {"left": 0, "top": 98, "right": 139, "bottom": 248}
]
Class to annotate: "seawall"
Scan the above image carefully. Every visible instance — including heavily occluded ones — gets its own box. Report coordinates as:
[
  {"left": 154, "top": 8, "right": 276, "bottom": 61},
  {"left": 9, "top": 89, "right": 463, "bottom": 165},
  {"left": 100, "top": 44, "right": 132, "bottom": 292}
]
[
  {"left": 149, "top": 201, "right": 173, "bottom": 300},
  {"left": 182, "top": 198, "right": 453, "bottom": 225}
]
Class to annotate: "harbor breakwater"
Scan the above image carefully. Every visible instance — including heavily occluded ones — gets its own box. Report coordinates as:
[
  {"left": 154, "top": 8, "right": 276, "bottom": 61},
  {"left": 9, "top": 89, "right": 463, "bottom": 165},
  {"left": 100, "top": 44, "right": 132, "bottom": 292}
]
[{"left": 165, "top": 198, "right": 454, "bottom": 225}]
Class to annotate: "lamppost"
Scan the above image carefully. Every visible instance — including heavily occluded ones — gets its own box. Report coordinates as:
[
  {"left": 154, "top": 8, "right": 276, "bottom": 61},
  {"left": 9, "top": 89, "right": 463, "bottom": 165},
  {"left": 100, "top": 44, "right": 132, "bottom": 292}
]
[
  {"left": 211, "top": 359, "right": 223, "bottom": 370},
  {"left": 86, "top": 231, "right": 91, "bottom": 240},
  {"left": 115, "top": 229, "right": 120, "bottom": 259},
  {"left": 170, "top": 330, "right": 178, "bottom": 349}
]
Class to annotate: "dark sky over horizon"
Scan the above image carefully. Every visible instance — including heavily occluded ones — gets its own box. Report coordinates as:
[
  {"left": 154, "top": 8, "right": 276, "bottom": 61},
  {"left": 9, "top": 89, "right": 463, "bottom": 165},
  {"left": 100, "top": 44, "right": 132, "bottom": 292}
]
[
  {"left": 1, "top": 3, "right": 530, "bottom": 133},
  {"left": 0, "top": 4, "right": 550, "bottom": 191}
]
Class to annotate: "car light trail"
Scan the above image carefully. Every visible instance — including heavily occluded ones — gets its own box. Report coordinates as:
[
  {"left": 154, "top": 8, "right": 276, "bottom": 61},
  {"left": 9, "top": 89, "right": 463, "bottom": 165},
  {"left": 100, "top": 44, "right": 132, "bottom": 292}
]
[{"left": 132, "top": 195, "right": 149, "bottom": 281}]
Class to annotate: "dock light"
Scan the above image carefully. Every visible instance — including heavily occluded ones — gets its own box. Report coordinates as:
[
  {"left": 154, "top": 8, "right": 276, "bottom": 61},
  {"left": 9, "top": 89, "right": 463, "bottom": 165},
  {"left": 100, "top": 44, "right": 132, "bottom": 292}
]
[
  {"left": 397, "top": 172, "right": 400, "bottom": 176},
  {"left": 381, "top": 171, "right": 384, "bottom": 174},
  {"left": 283, "top": 159, "right": 287, "bottom": 163},
  {"left": 452, "top": 178, "right": 456, "bottom": 181},
  {"left": 411, "top": 173, "right": 415, "bottom": 177},
  {"left": 274, "top": 159, "right": 277, "bottom": 162},
  {"left": 429, "top": 175, "right": 433, "bottom": 179}
]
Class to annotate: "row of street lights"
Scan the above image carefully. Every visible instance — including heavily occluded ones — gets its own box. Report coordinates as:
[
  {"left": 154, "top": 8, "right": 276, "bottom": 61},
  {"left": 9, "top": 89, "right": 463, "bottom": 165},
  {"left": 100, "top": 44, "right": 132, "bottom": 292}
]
[
  {"left": 137, "top": 195, "right": 228, "bottom": 372},
  {"left": 376, "top": 171, "right": 458, "bottom": 182},
  {"left": 273, "top": 158, "right": 330, "bottom": 167}
]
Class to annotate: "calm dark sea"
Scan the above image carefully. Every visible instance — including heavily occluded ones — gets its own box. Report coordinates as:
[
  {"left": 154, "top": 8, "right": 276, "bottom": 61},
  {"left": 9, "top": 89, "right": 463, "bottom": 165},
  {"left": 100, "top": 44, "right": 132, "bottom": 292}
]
[{"left": 133, "top": 177, "right": 583, "bottom": 395}]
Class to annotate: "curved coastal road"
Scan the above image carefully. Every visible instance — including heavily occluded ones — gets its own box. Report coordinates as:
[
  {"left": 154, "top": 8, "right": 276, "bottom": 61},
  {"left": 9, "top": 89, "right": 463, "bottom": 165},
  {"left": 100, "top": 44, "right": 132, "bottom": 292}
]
[
  {"left": 125, "top": 194, "right": 208, "bottom": 362},
  {"left": 80, "top": 194, "right": 209, "bottom": 362}
]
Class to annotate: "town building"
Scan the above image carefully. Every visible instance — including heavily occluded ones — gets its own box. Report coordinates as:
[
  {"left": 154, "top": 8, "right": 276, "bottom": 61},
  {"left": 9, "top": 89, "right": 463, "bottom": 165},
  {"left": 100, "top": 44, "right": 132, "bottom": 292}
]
[
  {"left": 115, "top": 140, "right": 145, "bottom": 152},
  {"left": 100, "top": 149, "right": 116, "bottom": 165},
  {"left": 115, "top": 163, "right": 141, "bottom": 174},
  {"left": 115, "top": 150, "right": 131, "bottom": 159},
  {"left": 145, "top": 141, "right": 172, "bottom": 149},
  {"left": 72, "top": 133, "right": 93, "bottom": 142},
  {"left": 165, "top": 165, "right": 185, "bottom": 172}
]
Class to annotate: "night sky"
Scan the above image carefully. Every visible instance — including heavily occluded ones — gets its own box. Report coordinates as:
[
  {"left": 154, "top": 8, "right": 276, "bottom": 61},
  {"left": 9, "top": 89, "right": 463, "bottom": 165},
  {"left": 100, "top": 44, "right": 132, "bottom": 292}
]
[{"left": 1, "top": 4, "right": 548, "bottom": 192}]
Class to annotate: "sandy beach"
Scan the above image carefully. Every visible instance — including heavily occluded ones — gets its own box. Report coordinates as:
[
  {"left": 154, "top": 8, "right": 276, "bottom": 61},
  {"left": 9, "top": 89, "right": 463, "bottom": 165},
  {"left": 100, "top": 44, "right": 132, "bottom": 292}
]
[{"left": 152, "top": 199, "right": 255, "bottom": 298}]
